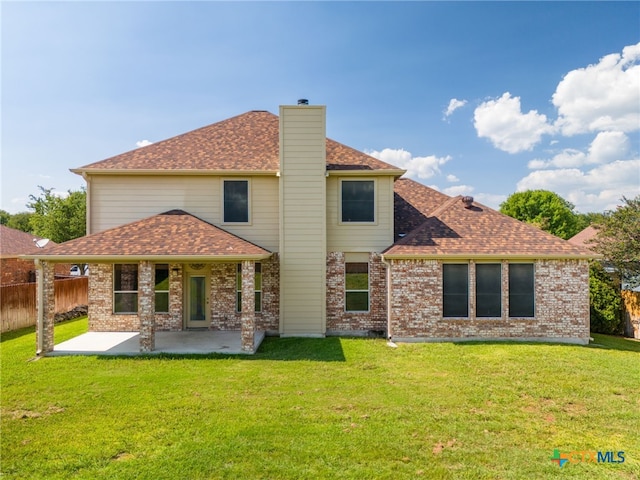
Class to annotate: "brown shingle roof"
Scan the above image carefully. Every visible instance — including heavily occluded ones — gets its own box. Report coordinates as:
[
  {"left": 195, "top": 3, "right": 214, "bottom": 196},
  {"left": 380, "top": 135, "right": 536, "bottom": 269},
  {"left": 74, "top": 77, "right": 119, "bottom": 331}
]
[
  {"left": 386, "top": 182, "right": 595, "bottom": 258},
  {"left": 0, "top": 225, "right": 57, "bottom": 257},
  {"left": 393, "top": 178, "right": 450, "bottom": 241},
  {"left": 75, "top": 110, "right": 401, "bottom": 173},
  {"left": 568, "top": 226, "right": 598, "bottom": 250},
  {"left": 24, "top": 210, "right": 271, "bottom": 260}
]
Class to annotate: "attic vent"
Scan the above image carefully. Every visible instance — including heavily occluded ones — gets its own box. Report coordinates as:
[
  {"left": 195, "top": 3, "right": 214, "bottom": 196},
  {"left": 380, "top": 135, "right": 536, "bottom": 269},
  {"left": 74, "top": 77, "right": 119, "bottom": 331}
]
[
  {"left": 461, "top": 196, "right": 474, "bottom": 208},
  {"left": 297, "top": 98, "right": 309, "bottom": 105}
]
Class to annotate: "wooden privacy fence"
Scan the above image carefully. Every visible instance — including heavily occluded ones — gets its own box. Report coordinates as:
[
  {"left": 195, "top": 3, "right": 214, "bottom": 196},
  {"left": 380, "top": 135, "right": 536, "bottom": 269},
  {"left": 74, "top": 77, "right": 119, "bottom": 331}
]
[
  {"left": 622, "top": 290, "right": 640, "bottom": 339},
  {"left": 0, "top": 277, "right": 88, "bottom": 333}
]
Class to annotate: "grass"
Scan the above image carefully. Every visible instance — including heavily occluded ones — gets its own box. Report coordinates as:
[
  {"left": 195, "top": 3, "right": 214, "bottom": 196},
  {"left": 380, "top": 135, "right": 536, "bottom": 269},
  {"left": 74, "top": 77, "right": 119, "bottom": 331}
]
[{"left": 2, "top": 318, "right": 639, "bottom": 479}]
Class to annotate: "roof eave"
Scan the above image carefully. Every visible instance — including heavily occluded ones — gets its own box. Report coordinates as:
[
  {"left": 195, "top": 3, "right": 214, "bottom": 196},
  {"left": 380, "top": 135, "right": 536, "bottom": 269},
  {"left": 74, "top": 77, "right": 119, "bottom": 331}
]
[
  {"left": 326, "top": 169, "right": 406, "bottom": 177},
  {"left": 21, "top": 253, "right": 273, "bottom": 262},
  {"left": 381, "top": 252, "right": 601, "bottom": 261},
  {"left": 71, "top": 168, "right": 280, "bottom": 176}
]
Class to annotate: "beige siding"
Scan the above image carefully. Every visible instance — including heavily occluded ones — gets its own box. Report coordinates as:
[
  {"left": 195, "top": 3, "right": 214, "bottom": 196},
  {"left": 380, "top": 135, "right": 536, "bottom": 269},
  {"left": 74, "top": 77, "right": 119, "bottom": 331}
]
[
  {"left": 326, "top": 175, "right": 395, "bottom": 252},
  {"left": 279, "top": 105, "right": 327, "bottom": 335},
  {"left": 89, "top": 175, "right": 279, "bottom": 251}
]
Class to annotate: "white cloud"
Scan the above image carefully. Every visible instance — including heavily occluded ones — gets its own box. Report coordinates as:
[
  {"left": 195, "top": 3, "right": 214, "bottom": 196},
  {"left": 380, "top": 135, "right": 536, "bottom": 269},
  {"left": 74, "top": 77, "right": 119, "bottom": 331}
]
[
  {"left": 443, "top": 184, "right": 474, "bottom": 196},
  {"left": 473, "top": 92, "right": 554, "bottom": 153},
  {"left": 517, "top": 158, "right": 640, "bottom": 212},
  {"left": 526, "top": 131, "right": 631, "bottom": 169},
  {"left": 475, "top": 192, "right": 508, "bottom": 209},
  {"left": 446, "top": 174, "right": 459, "bottom": 182},
  {"left": 366, "top": 148, "right": 451, "bottom": 180},
  {"left": 136, "top": 139, "right": 153, "bottom": 148},
  {"left": 443, "top": 98, "right": 467, "bottom": 119},
  {"left": 553, "top": 42, "right": 640, "bottom": 135}
]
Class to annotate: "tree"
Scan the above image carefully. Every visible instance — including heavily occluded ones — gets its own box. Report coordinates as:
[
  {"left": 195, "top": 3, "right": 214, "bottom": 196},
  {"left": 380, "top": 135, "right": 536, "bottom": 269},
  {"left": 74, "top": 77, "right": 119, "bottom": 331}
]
[
  {"left": 6, "top": 212, "right": 34, "bottom": 233},
  {"left": 499, "top": 190, "right": 581, "bottom": 239},
  {"left": 589, "top": 196, "right": 640, "bottom": 289},
  {"left": 589, "top": 262, "right": 623, "bottom": 335},
  {"left": 0, "top": 209, "right": 10, "bottom": 225},
  {"left": 27, "top": 186, "right": 86, "bottom": 243}
]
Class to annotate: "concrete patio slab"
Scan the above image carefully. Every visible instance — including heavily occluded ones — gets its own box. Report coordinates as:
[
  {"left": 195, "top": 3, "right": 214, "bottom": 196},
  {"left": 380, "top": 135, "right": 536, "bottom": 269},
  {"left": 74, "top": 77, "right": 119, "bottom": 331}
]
[{"left": 50, "top": 330, "right": 265, "bottom": 356}]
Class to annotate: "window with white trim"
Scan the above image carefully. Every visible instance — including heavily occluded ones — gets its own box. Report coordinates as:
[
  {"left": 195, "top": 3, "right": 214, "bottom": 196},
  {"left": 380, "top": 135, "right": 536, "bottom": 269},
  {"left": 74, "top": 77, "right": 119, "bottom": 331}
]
[
  {"left": 341, "top": 180, "right": 374, "bottom": 222},
  {"left": 443, "top": 263, "right": 468, "bottom": 317},
  {"left": 114, "top": 264, "right": 138, "bottom": 314},
  {"left": 476, "top": 264, "right": 501, "bottom": 317},
  {"left": 509, "top": 264, "right": 535, "bottom": 317},
  {"left": 236, "top": 263, "right": 262, "bottom": 312},
  {"left": 155, "top": 264, "right": 170, "bottom": 313},
  {"left": 345, "top": 262, "right": 369, "bottom": 312},
  {"left": 223, "top": 180, "right": 249, "bottom": 223}
]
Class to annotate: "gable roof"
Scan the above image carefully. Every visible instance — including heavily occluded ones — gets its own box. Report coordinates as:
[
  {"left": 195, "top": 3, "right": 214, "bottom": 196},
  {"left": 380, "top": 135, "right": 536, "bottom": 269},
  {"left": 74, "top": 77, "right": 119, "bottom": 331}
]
[
  {"left": 72, "top": 110, "right": 402, "bottom": 174},
  {"left": 23, "top": 210, "right": 271, "bottom": 262},
  {"left": 387, "top": 181, "right": 596, "bottom": 259},
  {"left": 568, "top": 225, "right": 598, "bottom": 250},
  {"left": 0, "top": 225, "right": 57, "bottom": 258}
]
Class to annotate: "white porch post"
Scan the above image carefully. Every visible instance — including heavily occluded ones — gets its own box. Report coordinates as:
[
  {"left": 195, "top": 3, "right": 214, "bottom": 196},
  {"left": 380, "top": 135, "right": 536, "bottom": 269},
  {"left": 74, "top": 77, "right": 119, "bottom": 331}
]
[
  {"left": 35, "top": 260, "right": 55, "bottom": 355},
  {"left": 138, "top": 261, "right": 155, "bottom": 352},
  {"left": 240, "top": 260, "right": 256, "bottom": 353}
]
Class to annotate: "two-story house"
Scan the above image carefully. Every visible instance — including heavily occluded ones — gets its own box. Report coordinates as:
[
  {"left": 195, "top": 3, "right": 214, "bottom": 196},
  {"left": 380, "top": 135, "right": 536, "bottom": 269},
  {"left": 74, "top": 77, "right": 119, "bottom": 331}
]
[{"left": 28, "top": 102, "right": 594, "bottom": 355}]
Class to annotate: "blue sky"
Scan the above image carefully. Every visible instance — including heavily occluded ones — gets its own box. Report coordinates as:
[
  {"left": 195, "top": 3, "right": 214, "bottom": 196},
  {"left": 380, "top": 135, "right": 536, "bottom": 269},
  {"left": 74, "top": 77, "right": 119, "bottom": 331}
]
[{"left": 2, "top": 1, "right": 639, "bottom": 214}]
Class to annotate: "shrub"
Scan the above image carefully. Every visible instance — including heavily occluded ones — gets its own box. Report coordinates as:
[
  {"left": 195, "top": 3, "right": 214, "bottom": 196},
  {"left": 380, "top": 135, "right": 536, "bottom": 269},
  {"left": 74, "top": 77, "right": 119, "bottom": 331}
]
[{"left": 589, "top": 262, "right": 623, "bottom": 335}]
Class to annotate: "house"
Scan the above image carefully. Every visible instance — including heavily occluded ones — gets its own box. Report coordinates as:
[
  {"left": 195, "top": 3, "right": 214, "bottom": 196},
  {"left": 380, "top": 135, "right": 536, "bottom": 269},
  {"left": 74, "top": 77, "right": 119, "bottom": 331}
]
[
  {"left": 26, "top": 102, "right": 595, "bottom": 355},
  {"left": 0, "top": 225, "right": 68, "bottom": 285}
]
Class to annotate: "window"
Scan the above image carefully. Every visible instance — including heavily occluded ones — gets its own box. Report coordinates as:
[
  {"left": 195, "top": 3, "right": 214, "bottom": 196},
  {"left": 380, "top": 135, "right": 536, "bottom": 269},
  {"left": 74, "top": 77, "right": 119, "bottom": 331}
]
[
  {"left": 509, "top": 264, "right": 535, "bottom": 317},
  {"left": 114, "top": 264, "right": 138, "bottom": 313},
  {"left": 224, "top": 180, "right": 249, "bottom": 223},
  {"left": 476, "top": 264, "right": 502, "bottom": 317},
  {"left": 155, "top": 264, "right": 170, "bottom": 313},
  {"left": 341, "top": 180, "right": 374, "bottom": 222},
  {"left": 443, "top": 264, "right": 468, "bottom": 317},
  {"left": 345, "top": 262, "right": 369, "bottom": 311},
  {"left": 236, "top": 263, "right": 262, "bottom": 312}
]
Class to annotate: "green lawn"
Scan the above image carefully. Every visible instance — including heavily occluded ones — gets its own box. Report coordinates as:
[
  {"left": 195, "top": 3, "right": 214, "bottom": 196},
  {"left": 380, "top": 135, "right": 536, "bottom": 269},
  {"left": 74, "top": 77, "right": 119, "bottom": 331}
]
[{"left": 2, "top": 318, "right": 639, "bottom": 479}]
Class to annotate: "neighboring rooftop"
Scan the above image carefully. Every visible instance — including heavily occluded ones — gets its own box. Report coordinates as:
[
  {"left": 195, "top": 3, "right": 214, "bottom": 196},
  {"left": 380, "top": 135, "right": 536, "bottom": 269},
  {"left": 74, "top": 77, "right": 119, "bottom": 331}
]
[
  {"left": 73, "top": 110, "right": 403, "bottom": 174},
  {"left": 0, "top": 225, "right": 56, "bottom": 257},
  {"left": 568, "top": 225, "right": 598, "bottom": 250}
]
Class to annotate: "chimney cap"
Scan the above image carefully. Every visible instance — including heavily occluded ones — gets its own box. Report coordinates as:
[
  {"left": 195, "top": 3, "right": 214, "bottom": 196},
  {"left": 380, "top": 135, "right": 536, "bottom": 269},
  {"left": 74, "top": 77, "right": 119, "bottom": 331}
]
[{"left": 297, "top": 98, "right": 309, "bottom": 105}]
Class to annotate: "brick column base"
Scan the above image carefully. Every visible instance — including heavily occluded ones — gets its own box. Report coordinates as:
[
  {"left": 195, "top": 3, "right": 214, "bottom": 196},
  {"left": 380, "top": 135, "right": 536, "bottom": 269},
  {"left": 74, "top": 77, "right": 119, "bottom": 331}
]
[
  {"left": 138, "top": 261, "right": 155, "bottom": 352},
  {"left": 241, "top": 260, "right": 255, "bottom": 353}
]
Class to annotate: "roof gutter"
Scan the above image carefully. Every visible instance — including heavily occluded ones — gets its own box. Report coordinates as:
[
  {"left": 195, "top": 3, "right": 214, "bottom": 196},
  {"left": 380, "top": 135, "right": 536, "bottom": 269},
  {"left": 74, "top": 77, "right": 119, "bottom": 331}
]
[
  {"left": 381, "top": 253, "right": 601, "bottom": 261},
  {"left": 326, "top": 169, "right": 406, "bottom": 177},
  {"left": 70, "top": 169, "right": 280, "bottom": 177},
  {"left": 20, "top": 253, "right": 274, "bottom": 263}
]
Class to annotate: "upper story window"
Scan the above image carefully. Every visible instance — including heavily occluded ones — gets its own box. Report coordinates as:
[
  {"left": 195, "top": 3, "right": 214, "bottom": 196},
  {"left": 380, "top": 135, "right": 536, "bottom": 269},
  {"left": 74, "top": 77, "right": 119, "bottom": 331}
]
[
  {"left": 223, "top": 180, "right": 249, "bottom": 223},
  {"left": 341, "top": 180, "right": 374, "bottom": 223}
]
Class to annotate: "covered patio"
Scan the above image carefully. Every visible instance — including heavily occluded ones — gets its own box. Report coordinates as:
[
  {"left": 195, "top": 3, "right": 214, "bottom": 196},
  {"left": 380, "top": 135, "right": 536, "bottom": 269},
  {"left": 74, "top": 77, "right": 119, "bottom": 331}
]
[
  {"left": 24, "top": 210, "right": 273, "bottom": 356},
  {"left": 50, "top": 330, "right": 266, "bottom": 356}
]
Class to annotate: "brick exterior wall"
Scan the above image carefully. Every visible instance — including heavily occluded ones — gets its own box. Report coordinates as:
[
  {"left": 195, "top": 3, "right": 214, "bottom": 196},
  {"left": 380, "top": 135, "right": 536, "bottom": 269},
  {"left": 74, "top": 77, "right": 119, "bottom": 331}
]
[
  {"left": 36, "top": 261, "right": 56, "bottom": 354},
  {"left": 326, "top": 252, "right": 387, "bottom": 335},
  {"left": 88, "top": 263, "right": 140, "bottom": 332},
  {"left": 87, "top": 259, "right": 279, "bottom": 334},
  {"left": 1, "top": 258, "right": 69, "bottom": 285},
  {"left": 389, "top": 258, "right": 590, "bottom": 343}
]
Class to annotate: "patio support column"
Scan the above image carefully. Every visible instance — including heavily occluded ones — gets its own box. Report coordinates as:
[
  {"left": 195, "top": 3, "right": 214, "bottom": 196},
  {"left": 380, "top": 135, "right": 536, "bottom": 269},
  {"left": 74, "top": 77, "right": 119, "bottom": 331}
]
[
  {"left": 241, "top": 260, "right": 256, "bottom": 353},
  {"left": 138, "top": 260, "right": 155, "bottom": 352},
  {"left": 35, "top": 260, "right": 55, "bottom": 355}
]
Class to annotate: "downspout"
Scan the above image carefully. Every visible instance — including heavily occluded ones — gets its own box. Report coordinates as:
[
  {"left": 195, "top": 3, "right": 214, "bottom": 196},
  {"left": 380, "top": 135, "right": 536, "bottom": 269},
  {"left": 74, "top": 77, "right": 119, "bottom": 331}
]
[
  {"left": 381, "top": 255, "right": 397, "bottom": 348},
  {"left": 35, "top": 259, "right": 44, "bottom": 355}
]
